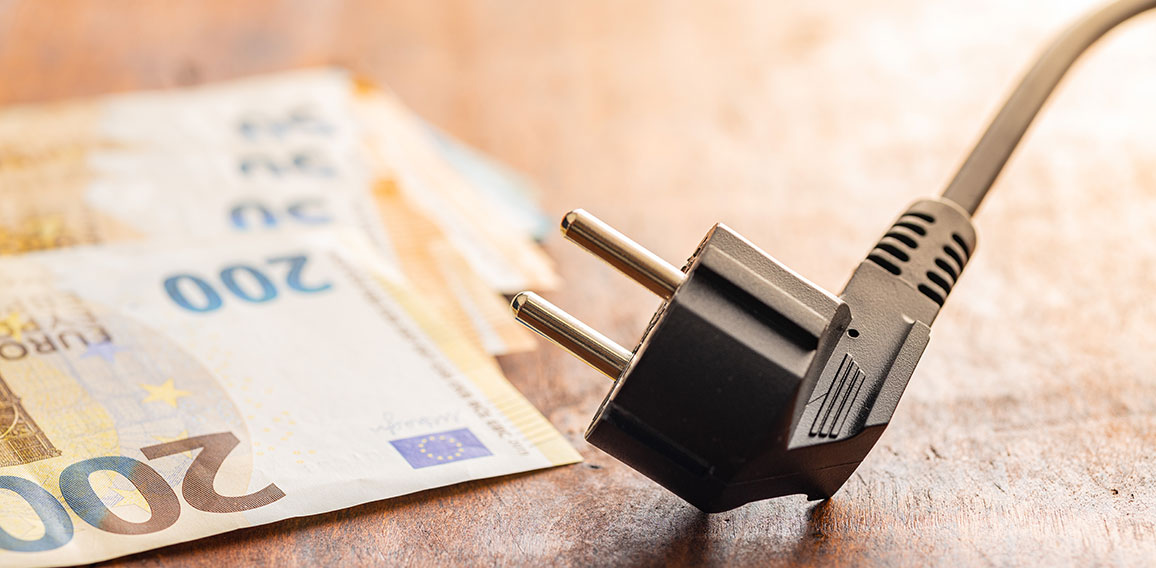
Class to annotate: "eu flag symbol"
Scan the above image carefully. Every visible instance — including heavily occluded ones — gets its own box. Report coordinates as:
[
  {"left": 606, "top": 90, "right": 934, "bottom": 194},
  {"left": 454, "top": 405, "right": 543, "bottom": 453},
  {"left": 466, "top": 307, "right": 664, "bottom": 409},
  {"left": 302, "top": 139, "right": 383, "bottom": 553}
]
[{"left": 390, "top": 428, "right": 493, "bottom": 469}]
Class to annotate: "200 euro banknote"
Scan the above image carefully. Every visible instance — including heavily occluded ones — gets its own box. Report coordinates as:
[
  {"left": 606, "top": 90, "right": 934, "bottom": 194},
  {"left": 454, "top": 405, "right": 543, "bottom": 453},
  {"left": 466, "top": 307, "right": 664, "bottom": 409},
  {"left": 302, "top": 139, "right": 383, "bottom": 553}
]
[
  {"left": 0, "top": 69, "right": 541, "bottom": 355},
  {"left": 0, "top": 230, "right": 578, "bottom": 567}
]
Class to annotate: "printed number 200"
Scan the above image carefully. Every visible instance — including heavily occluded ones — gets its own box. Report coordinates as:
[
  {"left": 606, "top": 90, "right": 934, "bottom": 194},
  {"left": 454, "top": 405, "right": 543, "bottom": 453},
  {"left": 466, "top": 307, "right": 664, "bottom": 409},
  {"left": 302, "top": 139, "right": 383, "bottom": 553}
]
[
  {"left": 164, "top": 254, "right": 332, "bottom": 313},
  {"left": 0, "top": 432, "right": 285, "bottom": 553}
]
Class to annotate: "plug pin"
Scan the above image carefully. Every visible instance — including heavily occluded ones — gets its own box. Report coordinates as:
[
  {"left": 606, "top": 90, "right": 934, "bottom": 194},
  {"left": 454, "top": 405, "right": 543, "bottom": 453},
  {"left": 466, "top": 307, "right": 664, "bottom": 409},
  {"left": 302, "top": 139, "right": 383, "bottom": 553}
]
[
  {"left": 561, "top": 209, "right": 686, "bottom": 299},
  {"left": 511, "top": 292, "right": 630, "bottom": 379}
]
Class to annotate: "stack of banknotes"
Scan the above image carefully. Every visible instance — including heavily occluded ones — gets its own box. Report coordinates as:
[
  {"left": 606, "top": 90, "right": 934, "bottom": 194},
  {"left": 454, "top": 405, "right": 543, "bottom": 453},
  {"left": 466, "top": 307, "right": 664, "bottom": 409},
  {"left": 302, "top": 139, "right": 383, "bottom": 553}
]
[{"left": 0, "top": 69, "right": 578, "bottom": 567}]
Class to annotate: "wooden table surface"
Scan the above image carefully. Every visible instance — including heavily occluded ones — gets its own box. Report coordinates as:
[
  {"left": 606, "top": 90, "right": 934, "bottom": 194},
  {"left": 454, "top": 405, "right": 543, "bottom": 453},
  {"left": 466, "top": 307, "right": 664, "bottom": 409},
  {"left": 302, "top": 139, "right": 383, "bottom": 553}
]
[{"left": 3, "top": 0, "right": 1156, "bottom": 565}]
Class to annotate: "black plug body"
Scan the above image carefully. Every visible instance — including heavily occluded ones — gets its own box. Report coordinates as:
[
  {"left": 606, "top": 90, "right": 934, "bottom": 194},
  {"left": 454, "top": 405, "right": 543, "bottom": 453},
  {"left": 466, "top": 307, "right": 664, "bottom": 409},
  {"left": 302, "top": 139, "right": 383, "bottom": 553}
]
[{"left": 513, "top": 198, "right": 975, "bottom": 512}]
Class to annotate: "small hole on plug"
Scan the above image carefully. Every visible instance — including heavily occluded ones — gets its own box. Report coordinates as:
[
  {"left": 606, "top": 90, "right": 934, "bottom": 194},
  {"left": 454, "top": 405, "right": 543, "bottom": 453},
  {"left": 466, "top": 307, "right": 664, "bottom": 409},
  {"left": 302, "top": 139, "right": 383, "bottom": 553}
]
[{"left": 847, "top": 329, "right": 860, "bottom": 338}]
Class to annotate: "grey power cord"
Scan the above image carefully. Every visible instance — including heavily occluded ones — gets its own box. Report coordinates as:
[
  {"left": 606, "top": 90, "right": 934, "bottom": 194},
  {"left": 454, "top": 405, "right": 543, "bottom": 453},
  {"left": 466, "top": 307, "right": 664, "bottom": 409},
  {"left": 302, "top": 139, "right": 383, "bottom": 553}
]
[{"left": 943, "top": 0, "right": 1156, "bottom": 215}]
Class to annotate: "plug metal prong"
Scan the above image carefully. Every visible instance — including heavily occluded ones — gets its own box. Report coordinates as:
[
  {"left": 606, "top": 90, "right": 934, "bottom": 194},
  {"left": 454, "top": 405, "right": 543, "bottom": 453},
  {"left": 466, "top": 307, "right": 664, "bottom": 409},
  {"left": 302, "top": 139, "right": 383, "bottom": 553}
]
[
  {"left": 561, "top": 209, "right": 686, "bottom": 299},
  {"left": 511, "top": 292, "right": 630, "bottom": 380}
]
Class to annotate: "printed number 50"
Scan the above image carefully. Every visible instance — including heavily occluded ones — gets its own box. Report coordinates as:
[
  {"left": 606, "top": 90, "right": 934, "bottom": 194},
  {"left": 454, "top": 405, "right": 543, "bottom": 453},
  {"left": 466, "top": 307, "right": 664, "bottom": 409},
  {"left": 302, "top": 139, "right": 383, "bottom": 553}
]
[{"left": 0, "top": 432, "right": 284, "bottom": 553}]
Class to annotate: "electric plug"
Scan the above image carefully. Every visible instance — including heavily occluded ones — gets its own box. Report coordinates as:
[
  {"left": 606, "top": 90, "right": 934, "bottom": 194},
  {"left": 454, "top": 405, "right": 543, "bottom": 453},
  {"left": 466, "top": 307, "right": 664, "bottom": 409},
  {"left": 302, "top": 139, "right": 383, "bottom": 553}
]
[{"left": 512, "top": 200, "right": 976, "bottom": 512}]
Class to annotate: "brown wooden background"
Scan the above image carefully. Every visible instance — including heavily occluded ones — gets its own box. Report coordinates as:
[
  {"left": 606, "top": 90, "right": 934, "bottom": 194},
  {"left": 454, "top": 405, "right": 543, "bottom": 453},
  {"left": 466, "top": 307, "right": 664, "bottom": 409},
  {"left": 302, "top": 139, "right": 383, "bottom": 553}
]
[{"left": 3, "top": 0, "right": 1156, "bottom": 565}]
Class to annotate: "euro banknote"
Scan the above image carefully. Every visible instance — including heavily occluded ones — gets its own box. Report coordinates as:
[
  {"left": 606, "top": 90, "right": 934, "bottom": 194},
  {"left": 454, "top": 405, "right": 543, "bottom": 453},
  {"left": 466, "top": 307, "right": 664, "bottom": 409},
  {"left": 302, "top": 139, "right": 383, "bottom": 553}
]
[
  {"left": 351, "top": 83, "right": 560, "bottom": 293},
  {"left": 0, "top": 69, "right": 544, "bottom": 355},
  {"left": 0, "top": 230, "right": 579, "bottom": 567}
]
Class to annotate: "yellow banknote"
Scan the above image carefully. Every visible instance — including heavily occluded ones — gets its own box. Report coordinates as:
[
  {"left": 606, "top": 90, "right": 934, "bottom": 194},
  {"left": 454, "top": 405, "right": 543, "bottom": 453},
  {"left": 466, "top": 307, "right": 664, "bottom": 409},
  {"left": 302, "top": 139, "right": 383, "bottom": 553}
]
[
  {"left": 0, "top": 230, "right": 578, "bottom": 567},
  {"left": 0, "top": 69, "right": 539, "bottom": 354}
]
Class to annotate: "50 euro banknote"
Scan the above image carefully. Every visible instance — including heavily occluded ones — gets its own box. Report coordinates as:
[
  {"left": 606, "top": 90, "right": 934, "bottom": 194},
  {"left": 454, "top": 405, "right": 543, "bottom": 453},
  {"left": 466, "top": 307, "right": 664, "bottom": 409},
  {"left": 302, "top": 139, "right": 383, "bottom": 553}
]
[{"left": 0, "top": 230, "right": 579, "bottom": 568}]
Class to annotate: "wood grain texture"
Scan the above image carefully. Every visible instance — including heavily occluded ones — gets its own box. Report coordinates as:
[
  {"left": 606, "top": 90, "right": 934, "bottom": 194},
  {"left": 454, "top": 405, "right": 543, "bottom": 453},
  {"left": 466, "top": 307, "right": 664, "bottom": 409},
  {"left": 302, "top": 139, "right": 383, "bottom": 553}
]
[{"left": 3, "top": 0, "right": 1156, "bottom": 565}]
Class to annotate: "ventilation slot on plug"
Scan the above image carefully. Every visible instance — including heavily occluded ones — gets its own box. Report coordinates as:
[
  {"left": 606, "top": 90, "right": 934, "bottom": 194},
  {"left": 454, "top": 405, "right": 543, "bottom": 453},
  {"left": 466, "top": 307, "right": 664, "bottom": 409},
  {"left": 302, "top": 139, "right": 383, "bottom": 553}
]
[
  {"left": 876, "top": 200, "right": 976, "bottom": 308},
  {"left": 868, "top": 216, "right": 931, "bottom": 276}
]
